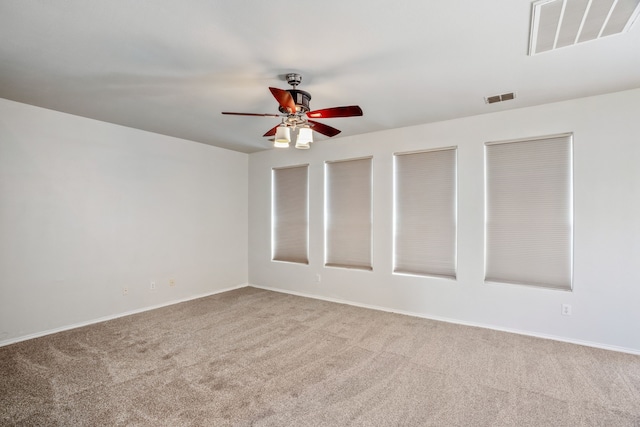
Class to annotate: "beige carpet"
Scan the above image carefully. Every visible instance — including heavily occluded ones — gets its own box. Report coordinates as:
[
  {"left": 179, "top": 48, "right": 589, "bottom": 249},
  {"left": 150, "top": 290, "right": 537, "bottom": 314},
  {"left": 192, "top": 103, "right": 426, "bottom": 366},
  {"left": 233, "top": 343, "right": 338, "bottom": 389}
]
[{"left": 1, "top": 287, "right": 639, "bottom": 426}]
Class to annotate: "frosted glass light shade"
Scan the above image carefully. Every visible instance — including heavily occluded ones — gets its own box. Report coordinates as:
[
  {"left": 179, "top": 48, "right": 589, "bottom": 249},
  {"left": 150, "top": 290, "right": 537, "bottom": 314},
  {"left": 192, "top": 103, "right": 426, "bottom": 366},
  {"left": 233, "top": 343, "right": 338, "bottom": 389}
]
[
  {"left": 295, "top": 127, "right": 313, "bottom": 149},
  {"left": 274, "top": 126, "right": 290, "bottom": 148}
]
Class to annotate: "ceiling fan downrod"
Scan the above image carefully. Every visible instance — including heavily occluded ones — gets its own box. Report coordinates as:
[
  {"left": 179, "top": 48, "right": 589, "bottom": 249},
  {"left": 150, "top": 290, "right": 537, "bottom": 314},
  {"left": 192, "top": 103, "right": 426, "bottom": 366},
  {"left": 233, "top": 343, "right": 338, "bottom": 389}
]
[{"left": 285, "top": 73, "right": 302, "bottom": 88}]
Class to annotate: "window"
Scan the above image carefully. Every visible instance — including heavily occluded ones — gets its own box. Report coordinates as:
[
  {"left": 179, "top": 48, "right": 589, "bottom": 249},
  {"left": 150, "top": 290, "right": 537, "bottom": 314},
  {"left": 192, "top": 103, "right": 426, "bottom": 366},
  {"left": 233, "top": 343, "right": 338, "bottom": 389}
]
[
  {"left": 272, "top": 164, "right": 309, "bottom": 264},
  {"left": 394, "top": 148, "right": 457, "bottom": 278},
  {"left": 485, "top": 134, "right": 573, "bottom": 290},
  {"left": 325, "top": 157, "right": 373, "bottom": 270}
]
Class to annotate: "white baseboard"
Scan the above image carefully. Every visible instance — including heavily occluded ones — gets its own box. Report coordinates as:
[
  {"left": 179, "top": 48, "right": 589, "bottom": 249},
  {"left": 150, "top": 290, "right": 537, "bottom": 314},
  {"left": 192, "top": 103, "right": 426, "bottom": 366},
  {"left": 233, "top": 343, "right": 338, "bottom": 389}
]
[
  {"left": 0, "top": 283, "right": 249, "bottom": 348},
  {"left": 6, "top": 282, "right": 638, "bottom": 356},
  {"left": 249, "top": 283, "right": 640, "bottom": 356}
]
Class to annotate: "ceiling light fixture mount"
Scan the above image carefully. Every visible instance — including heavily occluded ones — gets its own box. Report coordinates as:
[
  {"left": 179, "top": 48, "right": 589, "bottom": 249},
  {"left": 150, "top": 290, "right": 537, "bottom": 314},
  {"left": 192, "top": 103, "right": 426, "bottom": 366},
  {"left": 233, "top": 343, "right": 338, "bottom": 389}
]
[{"left": 222, "top": 73, "right": 363, "bottom": 150}]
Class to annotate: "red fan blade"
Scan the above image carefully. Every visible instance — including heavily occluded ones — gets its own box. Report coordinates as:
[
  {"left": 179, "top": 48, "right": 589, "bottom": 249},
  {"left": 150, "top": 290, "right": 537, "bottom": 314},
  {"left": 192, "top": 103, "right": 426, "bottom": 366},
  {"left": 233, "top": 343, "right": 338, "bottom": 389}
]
[
  {"left": 307, "top": 105, "right": 363, "bottom": 119},
  {"left": 269, "top": 87, "right": 297, "bottom": 114},
  {"left": 222, "top": 112, "right": 281, "bottom": 117},
  {"left": 308, "top": 120, "right": 341, "bottom": 137},
  {"left": 263, "top": 125, "right": 279, "bottom": 137}
]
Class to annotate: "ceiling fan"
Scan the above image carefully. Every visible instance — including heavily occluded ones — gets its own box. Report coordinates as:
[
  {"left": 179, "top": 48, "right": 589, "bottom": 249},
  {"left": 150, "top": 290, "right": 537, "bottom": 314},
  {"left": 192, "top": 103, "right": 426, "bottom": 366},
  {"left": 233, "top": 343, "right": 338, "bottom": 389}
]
[{"left": 222, "top": 73, "right": 363, "bottom": 149}]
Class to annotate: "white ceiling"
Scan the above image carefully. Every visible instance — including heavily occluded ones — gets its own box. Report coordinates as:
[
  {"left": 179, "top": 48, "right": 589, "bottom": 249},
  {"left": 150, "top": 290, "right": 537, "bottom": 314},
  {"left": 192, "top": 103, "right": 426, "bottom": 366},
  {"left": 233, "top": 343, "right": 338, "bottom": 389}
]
[{"left": 1, "top": 0, "right": 639, "bottom": 153}]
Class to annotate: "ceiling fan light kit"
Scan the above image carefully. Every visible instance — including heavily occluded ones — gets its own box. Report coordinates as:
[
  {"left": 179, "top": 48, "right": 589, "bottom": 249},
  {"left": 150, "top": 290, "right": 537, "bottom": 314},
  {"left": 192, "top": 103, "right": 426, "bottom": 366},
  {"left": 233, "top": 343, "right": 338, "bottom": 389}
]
[{"left": 222, "top": 73, "right": 363, "bottom": 150}]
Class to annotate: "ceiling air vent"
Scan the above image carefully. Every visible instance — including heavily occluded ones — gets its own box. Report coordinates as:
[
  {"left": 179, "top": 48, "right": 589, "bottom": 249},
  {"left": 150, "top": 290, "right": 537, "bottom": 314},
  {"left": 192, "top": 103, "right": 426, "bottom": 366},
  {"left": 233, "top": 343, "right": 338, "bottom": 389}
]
[
  {"left": 485, "top": 92, "right": 516, "bottom": 104},
  {"left": 529, "top": 0, "right": 640, "bottom": 55}
]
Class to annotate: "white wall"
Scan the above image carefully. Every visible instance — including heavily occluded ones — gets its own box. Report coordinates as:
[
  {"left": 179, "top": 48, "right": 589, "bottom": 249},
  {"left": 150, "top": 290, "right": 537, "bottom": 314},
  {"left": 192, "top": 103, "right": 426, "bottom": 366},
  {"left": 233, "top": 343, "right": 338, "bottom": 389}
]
[
  {"left": 0, "top": 99, "right": 248, "bottom": 344},
  {"left": 248, "top": 88, "right": 640, "bottom": 353}
]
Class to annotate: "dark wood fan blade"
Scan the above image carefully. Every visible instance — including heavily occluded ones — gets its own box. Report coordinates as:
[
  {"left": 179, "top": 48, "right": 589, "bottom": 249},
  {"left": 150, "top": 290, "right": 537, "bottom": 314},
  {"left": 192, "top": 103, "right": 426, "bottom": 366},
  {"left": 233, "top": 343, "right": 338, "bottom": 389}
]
[
  {"left": 307, "top": 105, "right": 363, "bottom": 119},
  {"left": 222, "top": 112, "right": 281, "bottom": 117},
  {"left": 263, "top": 125, "right": 279, "bottom": 137},
  {"left": 269, "top": 87, "right": 297, "bottom": 114},
  {"left": 308, "top": 120, "right": 341, "bottom": 137}
]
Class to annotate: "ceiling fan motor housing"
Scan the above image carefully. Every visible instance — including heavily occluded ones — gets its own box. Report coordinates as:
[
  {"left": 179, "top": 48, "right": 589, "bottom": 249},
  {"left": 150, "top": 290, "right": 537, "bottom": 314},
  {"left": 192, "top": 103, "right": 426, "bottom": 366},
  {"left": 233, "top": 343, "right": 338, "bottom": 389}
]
[{"left": 279, "top": 89, "right": 311, "bottom": 114}]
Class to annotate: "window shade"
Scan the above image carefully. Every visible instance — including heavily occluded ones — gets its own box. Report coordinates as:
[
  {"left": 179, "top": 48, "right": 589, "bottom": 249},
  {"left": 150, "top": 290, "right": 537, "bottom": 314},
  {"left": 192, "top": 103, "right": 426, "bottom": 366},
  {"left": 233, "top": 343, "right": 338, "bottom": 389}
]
[
  {"left": 394, "top": 148, "right": 457, "bottom": 278},
  {"left": 485, "top": 134, "right": 573, "bottom": 290},
  {"left": 272, "top": 165, "right": 308, "bottom": 264},
  {"left": 325, "top": 157, "right": 373, "bottom": 270}
]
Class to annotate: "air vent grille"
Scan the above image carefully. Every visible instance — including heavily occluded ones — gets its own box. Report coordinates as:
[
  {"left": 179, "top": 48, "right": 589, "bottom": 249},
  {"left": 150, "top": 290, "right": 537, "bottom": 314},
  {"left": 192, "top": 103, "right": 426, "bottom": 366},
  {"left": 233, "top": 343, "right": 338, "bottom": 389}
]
[
  {"left": 485, "top": 92, "right": 516, "bottom": 104},
  {"left": 529, "top": 0, "right": 640, "bottom": 55}
]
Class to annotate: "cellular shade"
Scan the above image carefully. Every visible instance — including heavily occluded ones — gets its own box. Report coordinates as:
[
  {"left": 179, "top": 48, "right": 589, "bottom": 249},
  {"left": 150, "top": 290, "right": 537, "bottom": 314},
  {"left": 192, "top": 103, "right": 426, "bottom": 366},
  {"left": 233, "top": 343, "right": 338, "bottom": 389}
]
[
  {"left": 485, "top": 134, "right": 573, "bottom": 290},
  {"left": 394, "top": 148, "right": 457, "bottom": 278},
  {"left": 325, "top": 157, "right": 373, "bottom": 270},
  {"left": 272, "top": 164, "right": 309, "bottom": 264}
]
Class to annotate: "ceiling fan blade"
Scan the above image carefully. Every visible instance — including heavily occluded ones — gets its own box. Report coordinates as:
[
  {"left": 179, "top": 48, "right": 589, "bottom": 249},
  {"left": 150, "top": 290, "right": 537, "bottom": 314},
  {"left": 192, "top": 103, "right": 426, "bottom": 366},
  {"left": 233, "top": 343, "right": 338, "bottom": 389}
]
[
  {"left": 222, "top": 112, "right": 281, "bottom": 117},
  {"left": 263, "top": 125, "right": 279, "bottom": 137},
  {"left": 308, "top": 120, "right": 341, "bottom": 137},
  {"left": 307, "top": 105, "right": 363, "bottom": 119},
  {"left": 269, "top": 87, "right": 297, "bottom": 114}
]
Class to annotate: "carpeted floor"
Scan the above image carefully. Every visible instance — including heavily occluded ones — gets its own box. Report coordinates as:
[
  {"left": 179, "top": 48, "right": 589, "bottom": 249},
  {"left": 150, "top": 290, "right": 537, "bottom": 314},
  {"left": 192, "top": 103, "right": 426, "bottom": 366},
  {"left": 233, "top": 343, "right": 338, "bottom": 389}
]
[{"left": 1, "top": 287, "right": 639, "bottom": 426}]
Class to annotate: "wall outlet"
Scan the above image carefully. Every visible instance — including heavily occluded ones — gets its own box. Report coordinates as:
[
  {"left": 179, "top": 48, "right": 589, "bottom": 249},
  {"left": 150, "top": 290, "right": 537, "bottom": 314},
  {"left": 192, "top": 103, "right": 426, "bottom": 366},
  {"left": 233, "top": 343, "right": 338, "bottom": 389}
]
[
  {"left": 561, "top": 304, "right": 572, "bottom": 316},
  {"left": 169, "top": 279, "right": 175, "bottom": 287},
  {"left": 122, "top": 287, "right": 129, "bottom": 296},
  {"left": 150, "top": 281, "right": 156, "bottom": 291},
  {"left": 316, "top": 274, "right": 321, "bottom": 284}
]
